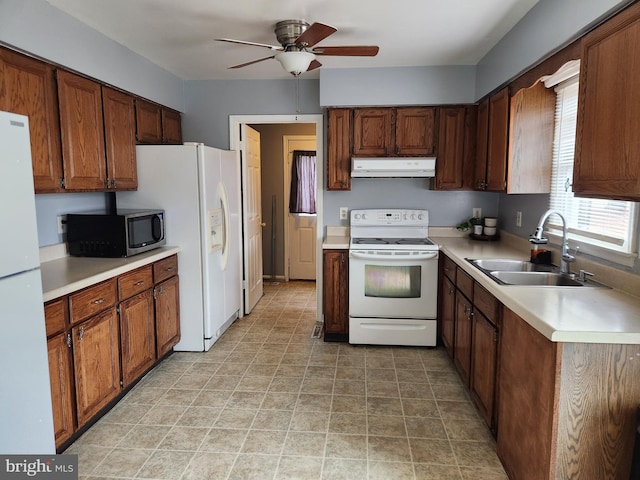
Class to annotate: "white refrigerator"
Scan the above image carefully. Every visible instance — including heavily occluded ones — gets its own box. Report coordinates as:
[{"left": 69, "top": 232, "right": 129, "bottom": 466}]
[
  {"left": 0, "top": 111, "right": 55, "bottom": 453},
  {"left": 118, "top": 144, "right": 242, "bottom": 351}
]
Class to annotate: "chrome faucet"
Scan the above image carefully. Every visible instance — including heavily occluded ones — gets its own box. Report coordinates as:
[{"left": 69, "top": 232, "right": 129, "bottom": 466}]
[{"left": 530, "top": 209, "right": 575, "bottom": 275}]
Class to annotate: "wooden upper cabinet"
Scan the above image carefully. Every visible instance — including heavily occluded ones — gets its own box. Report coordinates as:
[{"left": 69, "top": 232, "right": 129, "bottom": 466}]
[
  {"left": 507, "top": 82, "right": 555, "bottom": 193},
  {"left": 161, "top": 108, "right": 182, "bottom": 144},
  {"left": 57, "top": 70, "right": 107, "bottom": 191},
  {"left": 135, "top": 98, "right": 162, "bottom": 143},
  {"left": 0, "top": 48, "right": 63, "bottom": 192},
  {"left": 485, "top": 87, "right": 509, "bottom": 191},
  {"left": 574, "top": 1, "right": 640, "bottom": 200},
  {"left": 327, "top": 108, "right": 352, "bottom": 190},
  {"left": 353, "top": 108, "right": 393, "bottom": 155},
  {"left": 474, "top": 98, "right": 490, "bottom": 190},
  {"left": 395, "top": 107, "right": 436, "bottom": 155},
  {"left": 102, "top": 86, "right": 137, "bottom": 190},
  {"left": 434, "top": 106, "right": 476, "bottom": 190}
]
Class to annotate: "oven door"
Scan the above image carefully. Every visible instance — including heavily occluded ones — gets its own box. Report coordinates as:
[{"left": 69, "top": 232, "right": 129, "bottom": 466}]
[{"left": 348, "top": 250, "right": 439, "bottom": 319}]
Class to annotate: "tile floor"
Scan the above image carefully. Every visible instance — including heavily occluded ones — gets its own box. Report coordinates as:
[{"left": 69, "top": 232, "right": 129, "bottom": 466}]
[{"left": 65, "top": 280, "right": 508, "bottom": 480}]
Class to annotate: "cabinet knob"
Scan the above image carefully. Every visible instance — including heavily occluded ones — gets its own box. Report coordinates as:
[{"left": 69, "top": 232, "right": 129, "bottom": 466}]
[
  {"left": 92, "top": 297, "right": 105, "bottom": 305},
  {"left": 134, "top": 280, "right": 145, "bottom": 287},
  {"left": 78, "top": 327, "right": 85, "bottom": 340}
]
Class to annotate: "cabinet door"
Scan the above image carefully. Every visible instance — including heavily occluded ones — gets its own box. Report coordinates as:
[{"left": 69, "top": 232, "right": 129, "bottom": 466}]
[
  {"left": 119, "top": 289, "right": 156, "bottom": 387},
  {"left": 326, "top": 108, "right": 351, "bottom": 190},
  {"left": 155, "top": 275, "right": 181, "bottom": 358},
  {"left": 497, "top": 307, "right": 559, "bottom": 480},
  {"left": 323, "top": 250, "right": 349, "bottom": 340},
  {"left": 573, "top": 2, "right": 640, "bottom": 200},
  {"left": 0, "top": 48, "right": 63, "bottom": 193},
  {"left": 353, "top": 108, "right": 393, "bottom": 155},
  {"left": 135, "top": 99, "right": 162, "bottom": 144},
  {"left": 434, "top": 107, "right": 466, "bottom": 190},
  {"left": 474, "top": 98, "right": 490, "bottom": 190},
  {"left": 395, "top": 107, "right": 436, "bottom": 155},
  {"left": 470, "top": 309, "right": 498, "bottom": 430},
  {"left": 454, "top": 291, "right": 472, "bottom": 387},
  {"left": 102, "top": 86, "right": 137, "bottom": 190},
  {"left": 57, "top": 70, "right": 107, "bottom": 191},
  {"left": 72, "top": 308, "right": 121, "bottom": 426},
  {"left": 47, "top": 331, "right": 75, "bottom": 448},
  {"left": 507, "top": 82, "right": 555, "bottom": 193},
  {"left": 440, "top": 275, "right": 456, "bottom": 358},
  {"left": 485, "top": 87, "right": 509, "bottom": 192},
  {"left": 161, "top": 108, "right": 182, "bottom": 144}
]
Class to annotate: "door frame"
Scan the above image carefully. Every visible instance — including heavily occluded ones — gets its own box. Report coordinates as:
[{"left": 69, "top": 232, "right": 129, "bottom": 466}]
[
  {"left": 283, "top": 135, "right": 317, "bottom": 282},
  {"left": 229, "top": 114, "right": 323, "bottom": 323}
]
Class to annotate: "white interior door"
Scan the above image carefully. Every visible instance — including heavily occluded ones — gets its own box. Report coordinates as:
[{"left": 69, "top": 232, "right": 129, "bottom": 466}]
[
  {"left": 242, "top": 125, "right": 263, "bottom": 313},
  {"left": 284, "top": 136, "right": 317, "bottom": 280}
]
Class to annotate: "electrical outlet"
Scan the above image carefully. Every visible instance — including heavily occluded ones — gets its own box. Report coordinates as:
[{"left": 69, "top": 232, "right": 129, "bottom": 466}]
[
  {"left": 339, "top": 207, "right": 348, "bottom": 220},
  {"left": 57, "top": 215, "right": 67, "bottom": 235},
  {"left": 516, "top": 211, "right": 522, "bottom": 227},
  {"left": 472, "top": 208, "right": 482, "bottom": 219}
]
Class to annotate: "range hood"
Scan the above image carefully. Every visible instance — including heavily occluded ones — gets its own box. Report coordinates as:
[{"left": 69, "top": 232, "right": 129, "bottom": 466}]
[{"left": 351, "top": 157, "right": 436, "bottom": 178}]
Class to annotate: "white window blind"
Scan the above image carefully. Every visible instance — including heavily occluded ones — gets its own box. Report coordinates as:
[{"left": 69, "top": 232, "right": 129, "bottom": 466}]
[{"left": 548, "top": 78, "right": 636, "bottom": 254}]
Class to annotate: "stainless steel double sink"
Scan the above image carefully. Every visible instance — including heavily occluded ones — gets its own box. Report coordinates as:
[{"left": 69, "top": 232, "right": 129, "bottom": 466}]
[{"left": 466, "top": 258, "right": 604, "bottom": 287}]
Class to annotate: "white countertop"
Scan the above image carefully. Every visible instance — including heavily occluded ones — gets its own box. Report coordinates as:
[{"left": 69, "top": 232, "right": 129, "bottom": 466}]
[
  {"left": 41, "top": 246, "right": 181, "bottom": 302},
  {"left": 323, "top": 226, "right": 349, "bottom": 249},
  {"left": 435, "top": 236, "right": 640, "bottom": 344}
]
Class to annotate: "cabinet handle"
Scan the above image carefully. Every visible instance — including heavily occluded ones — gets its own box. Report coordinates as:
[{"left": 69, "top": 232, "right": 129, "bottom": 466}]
[
  {"left": 66, "top": 333, "right": 72, "bottom": 348},
  {"left": 134, "top": 280, "right": 145, "bottom": 286},
  {"left": 166, "top": 267, "right": 174, "bottom": 271},
  {"left": 92, "top": 297, "right": 105, "bottom": 305},
  {"left": 78, "top": 327, "right": 85, "bottom": 340}
]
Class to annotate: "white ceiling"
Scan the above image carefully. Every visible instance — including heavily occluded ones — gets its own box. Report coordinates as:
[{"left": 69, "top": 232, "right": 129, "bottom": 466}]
[{"left": 46, "top": 0, "right": 539, "bottom": 81}]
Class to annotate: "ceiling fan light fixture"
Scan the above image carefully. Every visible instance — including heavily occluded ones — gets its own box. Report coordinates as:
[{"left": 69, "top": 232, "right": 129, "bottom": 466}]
[{"left": 275, "top": 51, "right": 315, "bottom": 76}]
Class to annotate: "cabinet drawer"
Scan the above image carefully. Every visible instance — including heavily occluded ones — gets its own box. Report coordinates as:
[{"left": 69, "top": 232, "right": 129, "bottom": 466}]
[
  {"left": 442, "top": 255, "right": 457, "bottom": 282},
  {"left": 118, "top": 266, "right": 153, "bottom": 300},
  {"left": 456, "top": 268, "right": 474, "bottom": 300},
  {"left": 45, "top": 298, "right": 68, "bottom": 337},
  {"left": 154, "top": 255, "right": 178, "bottom": 284},
  {"left": 69, "top": 279, "right": 117, "bottom": 325},
  {"left": 474, "top": 283, "right": 499, "bottom": 322}
]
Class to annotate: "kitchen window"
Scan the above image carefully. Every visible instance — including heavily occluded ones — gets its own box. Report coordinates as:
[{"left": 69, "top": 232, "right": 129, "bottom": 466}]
[{"left": 547, "top": 70, "right": 638, "bottom": 264}]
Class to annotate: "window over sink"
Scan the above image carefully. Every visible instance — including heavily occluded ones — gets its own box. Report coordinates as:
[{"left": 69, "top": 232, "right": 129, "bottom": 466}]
[{"left": 546, "top": 65, "right": 638, "bottom": 265}]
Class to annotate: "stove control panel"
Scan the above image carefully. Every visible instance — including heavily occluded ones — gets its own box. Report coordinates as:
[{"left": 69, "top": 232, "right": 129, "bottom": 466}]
[{"left": 350, "top": 209, "right": 429, "bottom": 226}]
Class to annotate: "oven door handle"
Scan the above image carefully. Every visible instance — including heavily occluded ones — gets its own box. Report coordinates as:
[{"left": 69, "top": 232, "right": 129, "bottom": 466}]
[{"left": 349, "top": 251, "right": 438, "bottom": 261}]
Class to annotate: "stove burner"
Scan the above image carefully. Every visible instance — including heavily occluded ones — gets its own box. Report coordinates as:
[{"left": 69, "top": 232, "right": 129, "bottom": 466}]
[{"left": 352, "top": 237, "right": 435, "bottom": 246}]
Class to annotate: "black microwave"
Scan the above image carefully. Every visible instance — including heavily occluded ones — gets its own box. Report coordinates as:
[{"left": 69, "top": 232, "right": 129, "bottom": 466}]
[{"left": 66, "top": 209, "right": 166, "bottom": 258}]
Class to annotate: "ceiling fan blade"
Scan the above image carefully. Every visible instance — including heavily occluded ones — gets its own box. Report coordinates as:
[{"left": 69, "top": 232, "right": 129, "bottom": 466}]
[
  {"left": 215, "top": 38, "right": 282, "bottom": 51},
  {"left": 307, "top": 59, "right": 322, "bottom": 71},
  {"left": 228, "top": 55, "right": 275, "bottom": 69},
  {"left": 313, "top": 46, "right": 380, "bottom": 56},
  {"left": 294, "top": 22, "right": 337, "bottom": 48}
]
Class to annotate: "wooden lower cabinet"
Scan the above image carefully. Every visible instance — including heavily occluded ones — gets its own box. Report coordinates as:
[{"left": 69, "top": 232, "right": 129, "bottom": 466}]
[
  {"left": 47, "top": 332, "right": 75, "bottom": 447},
  {"left": 453, "top": 290, "right": 472, "bottom": 387},
  {"left": 323, "top": 249, "right": 349, "bottom": 341},
  {"left": 72, "top": 308, "right": 121, "bottom": 427},
  {"left": 155, "top": 275, "right": 181, "bottom": 357},
  {"left": 46, "top": 255, "right": 181, "bottom": 450},
  {"left": 119, "top": 290, "right": 156, "bottom": 387},
  {"left": 469, "top": 309, "right": 498, "bottom": 431},
  {"left": 440, "top": 275, "right": 456, "bottom": 357}
]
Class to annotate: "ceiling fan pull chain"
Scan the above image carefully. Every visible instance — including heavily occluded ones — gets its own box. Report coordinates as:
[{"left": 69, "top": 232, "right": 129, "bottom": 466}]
[{"left": 296, "top": 75, "right": 301, "bottom": 114}]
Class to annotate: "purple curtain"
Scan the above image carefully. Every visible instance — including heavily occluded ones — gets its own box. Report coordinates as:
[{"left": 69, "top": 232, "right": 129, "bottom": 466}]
[{"left": 289, "top": 150, "right": 317, "bottom": 214}]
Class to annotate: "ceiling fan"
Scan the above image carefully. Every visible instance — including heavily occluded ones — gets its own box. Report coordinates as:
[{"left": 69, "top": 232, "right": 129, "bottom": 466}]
[{"left": 215, "top": 20, "right": 379, "bottom": 76}]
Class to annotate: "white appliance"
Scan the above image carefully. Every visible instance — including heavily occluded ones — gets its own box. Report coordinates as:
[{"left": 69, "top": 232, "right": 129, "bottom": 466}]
[
  {"left": 349, "top": 209, "right": 439, "bottom": 346},
  {"left": 0, "top": 111, "right": 55, "bottom": 453},
  {"left": 118, "top": 143, "right": 242, "bottom": 351},
  {"left": 351, "top": 157, "right": 436, "bottom": 177}
]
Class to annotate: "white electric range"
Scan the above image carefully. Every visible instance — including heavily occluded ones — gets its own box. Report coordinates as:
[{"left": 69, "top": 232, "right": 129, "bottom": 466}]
[{"left": 348, "top": 209, "right": 439, "bottom": 347}]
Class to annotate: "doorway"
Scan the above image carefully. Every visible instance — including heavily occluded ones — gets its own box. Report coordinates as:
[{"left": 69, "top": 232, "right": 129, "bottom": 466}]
[{"left": 229, "top": 114, "right": 324, "bottom": 321}]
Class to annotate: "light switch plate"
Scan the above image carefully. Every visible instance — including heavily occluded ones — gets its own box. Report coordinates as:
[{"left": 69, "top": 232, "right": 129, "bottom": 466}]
[{"left": 340, "top": 207, "right": 348, "bottom": 220}]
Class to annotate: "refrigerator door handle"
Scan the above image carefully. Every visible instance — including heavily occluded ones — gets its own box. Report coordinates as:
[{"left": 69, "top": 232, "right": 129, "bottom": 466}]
[{"left": 219, "top": 181, "right": 230, "bottom": 271}]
